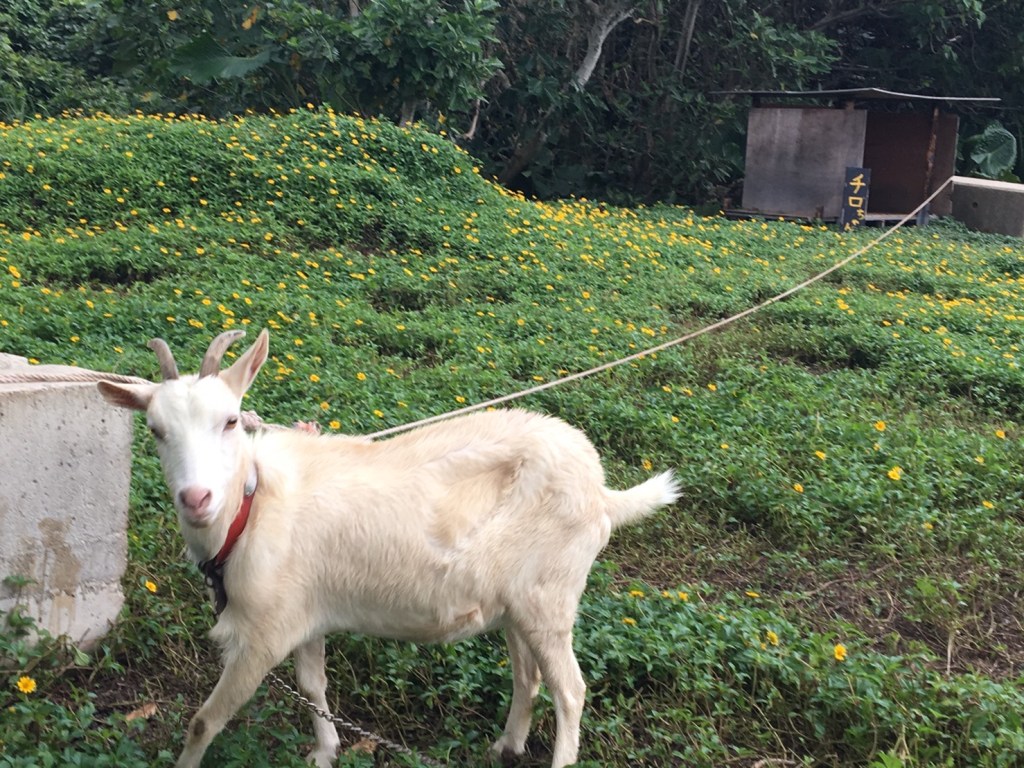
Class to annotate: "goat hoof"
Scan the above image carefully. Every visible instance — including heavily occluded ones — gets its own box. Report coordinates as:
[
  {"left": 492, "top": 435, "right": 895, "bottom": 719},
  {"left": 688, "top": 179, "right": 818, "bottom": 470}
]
[
  {"left": 305, "top": 744, "right": 341, "bottom": 768},
  {"left": 489, "top": 740, "right": 527, "bottom": 765}
]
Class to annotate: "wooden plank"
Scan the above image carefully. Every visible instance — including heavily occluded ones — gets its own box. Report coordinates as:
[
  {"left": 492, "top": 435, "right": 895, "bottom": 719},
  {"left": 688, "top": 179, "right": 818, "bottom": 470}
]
[{"left": 741, "top": 107, "right": 867, "bottom": 219}]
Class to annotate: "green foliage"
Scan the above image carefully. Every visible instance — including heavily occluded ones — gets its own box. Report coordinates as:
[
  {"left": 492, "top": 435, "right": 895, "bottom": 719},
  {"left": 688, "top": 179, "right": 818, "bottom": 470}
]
[
  {"left": 0, "top": 0, "right": 128, "bottom": 121},
  {"left": 96, "top": 0, "right": 499, "bottom": 123},
  {"left": 1, "top": 110, "right": 1024, "bottom": 765},
  {"left": 0, "top": 606, "right": 165, "bottom": 767},
  {"left": 467, "top": 0, "right": 839, "bottom": 201},
  {"left": 8, "top": 1, "right": 1024, "bottom": 202},
  {"left": 964, "top": 122, "right": 1019, "bottom": 180}
]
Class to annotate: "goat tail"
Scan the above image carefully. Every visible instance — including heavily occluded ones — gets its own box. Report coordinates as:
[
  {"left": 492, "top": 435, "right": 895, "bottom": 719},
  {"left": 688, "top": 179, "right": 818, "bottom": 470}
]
[{"left": 604, "top": 470, "right": 680, "bottom": 530}]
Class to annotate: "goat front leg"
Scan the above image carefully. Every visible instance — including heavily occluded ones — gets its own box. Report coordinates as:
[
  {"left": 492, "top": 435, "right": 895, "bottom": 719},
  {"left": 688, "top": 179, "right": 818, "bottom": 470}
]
[
  {"left": 491, "top": 626, "right": 541, "bottom": 760},
  {"left": 293, "top": 635, "right": 341, "bottom": 767},
  {"left": 175, "top": 647, "right": 277, "bottom": 768}
]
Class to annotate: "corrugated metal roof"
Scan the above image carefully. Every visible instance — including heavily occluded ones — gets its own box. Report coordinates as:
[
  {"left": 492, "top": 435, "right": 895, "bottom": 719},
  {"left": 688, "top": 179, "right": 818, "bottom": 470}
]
[{"left": 716, "top": 88, "right": 1000, "bottom": 104}]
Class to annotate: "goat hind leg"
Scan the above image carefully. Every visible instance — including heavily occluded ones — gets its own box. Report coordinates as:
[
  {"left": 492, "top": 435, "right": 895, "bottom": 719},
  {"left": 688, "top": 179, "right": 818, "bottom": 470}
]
[
  {"left": 174, "top": 648, "right": 277, "bottom": 768},
  {"left": 293, "top": 635, "right": 341, "bottom": 767},
  {"left": 491, "top": 627, "right": 541, "bottom": 759},
  {"left": 525, "top": 630, "right": 586, "bottom": 768}
]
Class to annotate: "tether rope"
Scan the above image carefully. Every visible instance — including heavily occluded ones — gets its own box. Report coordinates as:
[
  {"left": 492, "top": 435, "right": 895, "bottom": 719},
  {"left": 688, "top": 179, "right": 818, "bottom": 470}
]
[
  {"left": 0, "top": 369, "right": 149, "bottom": 385},
  {"left": 0, "top": 177, "right": 953, "bottom": 439},
  {"left": 367, "top": 177, "right": 954, "bottom": 439}
]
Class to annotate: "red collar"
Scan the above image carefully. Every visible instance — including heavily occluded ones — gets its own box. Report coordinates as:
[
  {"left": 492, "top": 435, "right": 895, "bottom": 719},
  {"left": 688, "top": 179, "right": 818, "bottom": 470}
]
[{"left": 212, "top": 475, "right": 257, "bottom": 567}]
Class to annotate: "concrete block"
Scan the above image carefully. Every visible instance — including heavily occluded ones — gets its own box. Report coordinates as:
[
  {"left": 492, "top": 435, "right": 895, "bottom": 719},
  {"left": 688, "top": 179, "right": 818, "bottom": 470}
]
[
  {"left": 0, "top": 358, "right": 133, "bottom": 648},
  {"left": 951, "top": 175, "right": 1024, "bottom": 238}
]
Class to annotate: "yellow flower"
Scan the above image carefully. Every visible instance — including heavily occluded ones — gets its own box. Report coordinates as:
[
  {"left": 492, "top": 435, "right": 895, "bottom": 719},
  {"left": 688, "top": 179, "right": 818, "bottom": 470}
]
[
  {"left": 16, "top": 676, "right": 36, "bottom": 694},
  {"left": 641, "top": 458, "right": 653, "bottom": 471},
  {"left": 792, "top": 483, "right": 804, "bottom": 493},
  {"left": 887, "top": 466, "right": 903, "bottom": 481},
  {"left": 167, "top": 9, "right": 179, "bottom": 21},
  {"left": 982, "top": 500, "right": 995, "bottom": 509},
  {"left": 707, "top": 383, "right": 717, "bottom": 391},
  {"left": 766, "top": 630, "right": 779, "bottom": 646},
  {"left": 995, "top": 429, "right": 1006, "bottom": 439},
  {"left": 329, "top": 420, "right": 341, "bottom": 430},
  {"left": 7, "top": 265, "right": 20, "bottom": 279},
  {"left": 628, "top": 589, "right": 645, "bottom": 598},
  {"left": 745, "top": 590, "right": 760, "bottom": 598},
  {"left": 677, "top": 591, "right": 689, "bottom": 601},
  {"left": 833, "top": 643, "right": 848, "bottom": 662},
  {"left": 355, "top": 372, "right": 367, "bottom": 381},
  {"left": 621, "top": 617, "right": 636, "bottom": 626},
  {"left": 145, "top": 580, "right": 157, "bottom": 593},
  {"left": 814, "top": 450, "right": 826, "bottom": 461},
  {"left": 309, "top": 374, "right": 320, "bottom": 383},
  {"left": 874, "top": 421, "right": 886, "bottom": 432},
  {"left": 922, "top": 521, "right": 934, "bottom": 531}
]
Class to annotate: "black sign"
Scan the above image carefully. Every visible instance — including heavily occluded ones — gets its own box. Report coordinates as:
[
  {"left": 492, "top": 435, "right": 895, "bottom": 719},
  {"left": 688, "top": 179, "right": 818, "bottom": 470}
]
[{"left": 839, "top": 167, "right": 871, "bottom": 230}]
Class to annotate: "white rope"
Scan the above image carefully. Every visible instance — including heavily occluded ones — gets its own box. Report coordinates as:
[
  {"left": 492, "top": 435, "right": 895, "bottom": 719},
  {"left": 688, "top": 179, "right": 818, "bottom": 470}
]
[
  {"left": 368, "top": 178, "right": 954, "bottom": 439},
  {"left": 0, "top": 369, "right": 149, "bottom": 385},
  {"left": 0, "top": 177, "right": 953, "bottom": 438}
]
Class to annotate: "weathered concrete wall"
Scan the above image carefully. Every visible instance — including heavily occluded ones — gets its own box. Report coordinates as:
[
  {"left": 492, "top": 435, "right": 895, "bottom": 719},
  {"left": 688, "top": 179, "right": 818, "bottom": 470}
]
[
  {"left": 0, "top": 354, "right": 132, "bottom": 648},
  {"left": 951, "top": 176, "right": 1024, "bottom": 238}
]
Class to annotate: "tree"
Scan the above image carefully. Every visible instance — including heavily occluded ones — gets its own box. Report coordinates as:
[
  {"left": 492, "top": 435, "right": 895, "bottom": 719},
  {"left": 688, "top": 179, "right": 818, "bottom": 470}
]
[
  {"left": 95, "top": 0, "right": 500, "bottom": 123},
  {"left": 10, "top": 0, "right": 1024, "bottom": 199},
  {"left": 0, "top": 0, "right": 127, "bottom": 121},
  {"left": 493, "top": 0, "right": 641, "bottom": 186},
  {"left": 469, "top": 0, "right": 838, "bottom": 200}
]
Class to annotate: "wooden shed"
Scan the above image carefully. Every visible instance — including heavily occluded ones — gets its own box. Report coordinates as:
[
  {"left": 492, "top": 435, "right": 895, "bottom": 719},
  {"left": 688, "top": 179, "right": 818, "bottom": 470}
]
[{"left": 722, "top": 88, "right": 1000, "bottom": 224}]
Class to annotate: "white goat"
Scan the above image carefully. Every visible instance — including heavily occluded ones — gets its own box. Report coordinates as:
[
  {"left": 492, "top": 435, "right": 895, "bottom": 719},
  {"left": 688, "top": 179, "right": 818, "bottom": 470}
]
[{"left": 98, "top": 329, "right": 679, "bottom": 768}]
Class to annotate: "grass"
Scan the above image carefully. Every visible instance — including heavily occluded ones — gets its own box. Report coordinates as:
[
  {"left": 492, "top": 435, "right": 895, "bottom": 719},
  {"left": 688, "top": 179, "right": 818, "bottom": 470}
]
[{"left": 1, "top": 107, "right": 1023, "bottom": 767}]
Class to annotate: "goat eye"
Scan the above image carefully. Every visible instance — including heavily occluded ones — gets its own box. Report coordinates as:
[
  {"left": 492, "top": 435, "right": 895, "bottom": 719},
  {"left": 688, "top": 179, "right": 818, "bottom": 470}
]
[
  {"left": 224, "top": 416, "right": 239, "bottom": 431},
  {"left": 148, "top": 425, "right": 165, "bottom": 441}
]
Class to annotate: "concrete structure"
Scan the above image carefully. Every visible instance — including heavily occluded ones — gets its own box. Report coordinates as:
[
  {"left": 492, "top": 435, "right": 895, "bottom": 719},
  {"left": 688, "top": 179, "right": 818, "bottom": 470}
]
[
  {"left": 0, "top": 354, "right": 133, "bottom": 648},
  {"left": 951, "top": 175, "right": 1024, "bottom": 238}
]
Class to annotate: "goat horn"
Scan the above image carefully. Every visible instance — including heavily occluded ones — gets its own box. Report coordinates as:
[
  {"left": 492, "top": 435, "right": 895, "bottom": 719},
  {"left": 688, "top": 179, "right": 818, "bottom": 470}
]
[
  {"left": 199, "top": 330, "right": 245, "bottom": 378},
  {"left": 147, "top": 338, "right": 179, "bottom": 381}
]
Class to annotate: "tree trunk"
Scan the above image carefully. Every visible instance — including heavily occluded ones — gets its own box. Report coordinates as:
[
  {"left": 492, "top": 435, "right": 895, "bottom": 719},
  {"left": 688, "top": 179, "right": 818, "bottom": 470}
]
[
  {"left": 674, "top": 0, "right": 702, "bottom": 78},
  {"left": 573, "top": 1, "right": 635, "bottom": 90},
  {"left": 398, "top": 100, "right": 417, "bottom": 127},
  {"left": 499, "top": 1, "right": 635, "bottom": 185}
]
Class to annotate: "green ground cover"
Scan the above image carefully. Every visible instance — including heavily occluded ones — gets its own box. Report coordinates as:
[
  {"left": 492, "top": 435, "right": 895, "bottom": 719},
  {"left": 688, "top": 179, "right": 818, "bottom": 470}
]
[{"left": 1, "top": 109, "right": 1023, "bottom": 767}]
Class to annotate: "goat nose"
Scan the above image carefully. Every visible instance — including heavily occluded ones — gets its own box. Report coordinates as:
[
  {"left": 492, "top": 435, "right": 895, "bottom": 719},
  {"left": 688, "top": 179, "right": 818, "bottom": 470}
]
[{"left": 179, "top": 486, "right": 212, "bottom": 514}]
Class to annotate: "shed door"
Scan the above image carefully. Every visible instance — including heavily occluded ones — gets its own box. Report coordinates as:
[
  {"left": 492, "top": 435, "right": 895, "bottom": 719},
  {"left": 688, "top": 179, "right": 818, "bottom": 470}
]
[{"left": 864, "top": 111, "right": 958, "bottom": 216}]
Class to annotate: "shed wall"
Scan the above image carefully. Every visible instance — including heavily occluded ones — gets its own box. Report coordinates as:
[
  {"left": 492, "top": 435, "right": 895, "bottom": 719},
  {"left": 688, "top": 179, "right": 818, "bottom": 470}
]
[{"left": 741, "top": 106, "right": 866, "bottom": 219}]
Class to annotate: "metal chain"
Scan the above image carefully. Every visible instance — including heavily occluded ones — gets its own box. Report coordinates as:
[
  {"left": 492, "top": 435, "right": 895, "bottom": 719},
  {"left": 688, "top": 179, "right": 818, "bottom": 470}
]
[{"left": 267, "top": 671, "right": 446, "bottom": 767}]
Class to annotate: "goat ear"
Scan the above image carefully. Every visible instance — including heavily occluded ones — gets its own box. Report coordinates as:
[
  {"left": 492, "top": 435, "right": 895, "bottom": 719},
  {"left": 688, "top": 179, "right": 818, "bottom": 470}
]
[
  {"left": 97, "top": 381, "right": 155, "bottom": 412},
  {"left": 221, "top": 328, "right": 269, "bottom": 398}
]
